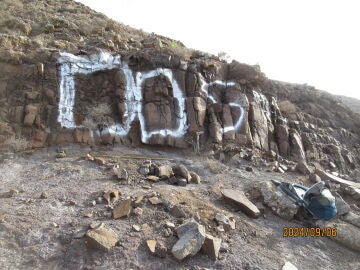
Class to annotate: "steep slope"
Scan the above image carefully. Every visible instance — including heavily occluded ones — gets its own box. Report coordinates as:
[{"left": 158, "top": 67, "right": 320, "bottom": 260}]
[{"left": 0, "top": 0, "right": 359, "bottom": 174}]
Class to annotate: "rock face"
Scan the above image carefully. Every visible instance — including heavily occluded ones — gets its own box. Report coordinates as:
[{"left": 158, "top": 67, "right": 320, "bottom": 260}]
[
  {"left": 171, "top": 220, "right": 206, "bottom": 260},
  {"left": 0, "top": 0, "right": 359, "bottom": 174}
]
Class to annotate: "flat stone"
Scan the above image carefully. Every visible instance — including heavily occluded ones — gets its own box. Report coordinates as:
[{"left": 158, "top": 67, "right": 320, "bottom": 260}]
[
  {"left": 201, "top": 234, "right": 221, "bottom": 260},
  {"left": 112, "top": 199, "right": 132, "bottom": 219},
  {"left": 132, "top": 225, "right": 141, "bottom": 232},
  {"left": 83, "top": 212, "right": 93, "bottom": 218},
  {"left": 165, "top": 221, "right": 176, "bottom": 228},
  {"left": 221, "top": 189, "right": 260, "bottom": 218},
  {"left": 171, "top": 220, "right": 206, "bottom": 260},
  {"left": 85, "top": 227, "right": 118, "bottom": 252},
  {"left": 0, "top": 189, "right": 19, "bottom": 198},
  {"left": 146, "top": 239, "right": 157, "bottom": 253},
  {"left": 146, "top": 175, "right": 160, "bottom": 182},
  {"left": 315, "top": 169, "right": 360, "bottom": 189},
  {"left": 149, "top": 196, "right": 162, "bottom": 205}
]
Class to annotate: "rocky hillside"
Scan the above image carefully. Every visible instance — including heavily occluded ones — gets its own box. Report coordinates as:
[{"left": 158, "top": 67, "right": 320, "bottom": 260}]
[
  {"left": 337, "top": 95, "right": 360, "bottom": 115},
  {"left": 1, "top": 0, "right": 359, "bottom": 177}
]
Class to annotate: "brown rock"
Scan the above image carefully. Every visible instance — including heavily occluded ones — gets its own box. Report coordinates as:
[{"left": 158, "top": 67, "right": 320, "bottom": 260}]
[
  {"left": 112, "top": 199, "right": 132, "bottom": 219},
  {"left": 149, "top": 196, "right": 162, "bottom": 205},
  {"left": 221, "top": 189, "right": 260, "bottom": 218},
  {"left": 172, "top": 164, "right": 191, "bottom": 182},
  {"left": 289, "top": 130, "right": 306, "bottom": 161},
  {"left": 146, "top": 175, "right": 160, "bottom": 182},
  {"left": 169, "top": 205, "right": 187, "bottom": 218},
  {"left": 85, "top": 227, "right": 118, "bottom": 252},
  {"left": 24, "top": 104, "right": 38, "bottom": 126},
  {"left": 201, "top": 234, "right": 221, "bottom": 260},
  {"left": 309, "top": 173, "right": 322, "bottom": 183}
]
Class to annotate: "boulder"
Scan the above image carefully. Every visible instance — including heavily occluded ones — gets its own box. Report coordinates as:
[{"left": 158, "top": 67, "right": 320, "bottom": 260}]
[
  {"left": 275, "top": 124, "right": 289, "bottom": 156},
  {"left": 171, "top": 220, "right": 206, "bottom": 260},
  {"left": 221, "top": 189, "right": 260, "bottom": 218},
  {"left": 172, "top": 164, "right": 191, "bottom": 182},
  {"left": 23, "top": 104, "right": 38, "bottom": 126},
  {"left": 214, "top": 213, "right": 236, "bottom": 231}
]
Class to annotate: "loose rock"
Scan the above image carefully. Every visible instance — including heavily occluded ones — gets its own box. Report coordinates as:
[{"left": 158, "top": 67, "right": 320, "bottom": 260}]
[
  {"left": 171, "top": 220, "right": 206, "bottom": 260},
  {"left": 85, "top": 226, "right": 118, "bottom": 252},
  {"left": 112, "top": 199, "right": 132, "bottom": 219},
  {"left": 296, "top": 161, "right": 311, "bottom": 175},
  {"left": 201, "top": 234, "right": 221, "bottom": 260},
  {"left": 221, "top": 189, "right": 260, "bottom": 218},
  {"left": 189, "top": 171, "right": 201, "bottom": 184}
]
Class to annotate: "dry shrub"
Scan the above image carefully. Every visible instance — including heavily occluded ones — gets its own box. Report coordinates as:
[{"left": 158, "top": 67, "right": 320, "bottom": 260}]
[{"left": 4, "top": 134, "right": 29, "bottom": 152}]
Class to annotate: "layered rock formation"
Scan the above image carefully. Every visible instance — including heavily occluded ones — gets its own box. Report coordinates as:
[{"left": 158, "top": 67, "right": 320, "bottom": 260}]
[{"left": 0, "top": 0, "right": 359, "bottom": 174}]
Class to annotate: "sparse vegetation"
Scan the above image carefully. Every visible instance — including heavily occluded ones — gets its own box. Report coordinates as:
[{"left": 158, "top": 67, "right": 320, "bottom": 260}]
[{"left": 4, "top": 134, "right": 29, "bottom": 152}]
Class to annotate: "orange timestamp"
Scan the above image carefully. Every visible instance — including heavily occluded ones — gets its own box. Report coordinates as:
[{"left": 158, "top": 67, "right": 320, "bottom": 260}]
[{"left": 283, "top": 227, "right": 337, "bottom": 237}]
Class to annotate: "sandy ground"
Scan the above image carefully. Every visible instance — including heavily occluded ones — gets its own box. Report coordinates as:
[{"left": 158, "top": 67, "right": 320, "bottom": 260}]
[{"left": 0, "top": 144, "right": 359, "bottom": 270}]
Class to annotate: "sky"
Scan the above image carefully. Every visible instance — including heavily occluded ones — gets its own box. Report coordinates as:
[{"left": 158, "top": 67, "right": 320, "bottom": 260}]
[{"left": 76, "top": 0, "right": 360, "bottom": 99}]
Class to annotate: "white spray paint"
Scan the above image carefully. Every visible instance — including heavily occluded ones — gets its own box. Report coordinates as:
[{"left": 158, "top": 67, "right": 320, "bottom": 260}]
[
  {"left": 57, "top": 52, "right": 252, "bottom": 142},
  {"left": 58, "top": 52, "right": 187, "bottom": 143}
]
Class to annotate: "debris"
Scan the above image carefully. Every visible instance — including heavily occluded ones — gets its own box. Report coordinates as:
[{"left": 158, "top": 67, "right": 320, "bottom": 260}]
[
  {"left": 149, "top": 196, "right": 162, "bottom": 205},
  {"left": 295, "top": 161, "right": 311, "bottom": 175},
  {"left": 132, "top": 225, "right": 141, "bottom": 232},
  {"left": 156, "top": 165, "right": 173, "bottom": 179},
  {"left": 171, "top": 220, "right": 206, "bottom": 260},
  {"left": 52, "top": 222, "right": 59, "bottom": 228},
  {"left": 112, "top": 199, "right": 132, "bottom": 219},
  {"left": 84, "top": 212, "right": 93, "bottom": 218},
  {"left": 221, "top": 189, "right": 260, "bottom": 218},
  {"left": 172, "top": 164, "right": 191, "bottom": 182},
  {"left": 133, "top": 207, "right": 143, "bottom": 216},
  {"left": 113, "top": 165, "right": 129, "bottom": 181},
  {"left": 103, "top": 190, "right": 120, "bottom": 205},
  {"left": 189, "top": 171, "right": 201, "bottom": 184},
  {"left": 201, "top": 234, "right": 221, "bottom": 260},
  {"left": 96, "top": 197, "right": 103, "bottom": 204},
  {"left": 165, "top": 221, "right": 176, "bottom": 228},
  {"left": 146, "top": 175, "right": 159, "bottom": 182},
  {"left": 282, "top": 261, "right": 298, "bottom": 270},
  {"left": 94, "top": 157, "right": 106, "bottom": 165},
  {"left": 169, "top": 205, "right": 187, "bottom": 218},
  {"left": 146, "top": 239, "right": 157, "bottom": 253},
  {"left": 86, "top": 154, "right": 94, "bottom": 161},
  {"left": 40, "top": 192, "right": 48, "bottom": 199},
  {"left": 214, "top": 213, "right": 236, "bottom": 231},
  {"left": 91, "top": 200, "right": 96, "bottom": 206},
  {"left": 245, "top": 166, "right": 253, "bottom": 172},
  {"left": 154, "top": 242, "right": 167, "bottom": 258},
  {"left": 85, "top": 226, "right": 118, "bottom": 252},
  {"left": 133, "top": 195, "right": 144, "bottom": 207},
  {"left": 0, "top": 189, "right": 19, "bottom": 198}
]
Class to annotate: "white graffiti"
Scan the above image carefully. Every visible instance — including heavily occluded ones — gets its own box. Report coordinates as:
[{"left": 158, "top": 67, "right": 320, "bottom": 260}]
[{"left": 57, "top": 52, "right": 247, "bottom": 142}]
